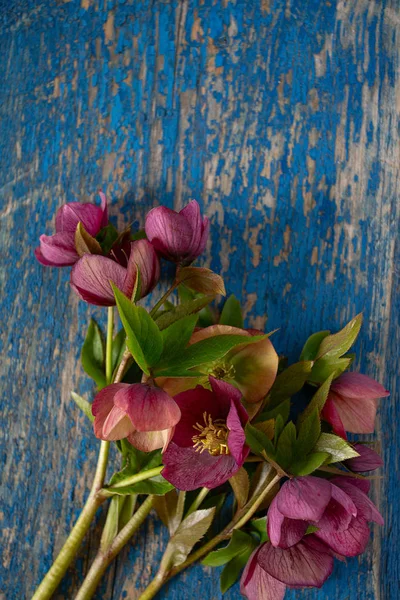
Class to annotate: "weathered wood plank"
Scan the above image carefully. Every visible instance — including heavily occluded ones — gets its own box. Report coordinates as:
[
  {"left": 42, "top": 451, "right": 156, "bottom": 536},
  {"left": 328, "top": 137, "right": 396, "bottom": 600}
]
[{"left": 0, "top": 1, "right": 399, "bottom": 599}]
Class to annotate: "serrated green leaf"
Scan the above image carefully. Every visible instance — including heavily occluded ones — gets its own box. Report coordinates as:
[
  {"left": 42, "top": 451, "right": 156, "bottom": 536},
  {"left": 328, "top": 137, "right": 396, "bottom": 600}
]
[
  {"left": 71, "top": 392, "right": 94, "bottom": 422},
  {"left": 154, "top": 333, "right": 268, "bottom": 376},
  {"left": 314, "top": 433, "right": 360, "bottom": 463},
  {"left": 109, "top": 475, "right": 174, "bottom": 496},
  {"left": 316, "top": 314, "right": 363, "bottom": 360},
  {"left": 113, "top": 285, "right": 163, "bottom": 374},
  {"left": 298, "top": 374, "right": 335, "bottom": 426},
  {"left": 250, "top": 517, "right": 269, "bottom": 543},
  {"left": 290, "top": 452, "right": 330, "bottom": 476},
  {"left": 274, "top": 414, "right": 285, "bottom": 445},
  {"left": 158, "top": 314, "right": 199, "bottom": 366},
  {"left": 296, "top": 409, "right": 321, "bottom": 456},
  {"left": 153, "top": 490, "right": 186, "bottom": 536},
  {"left": 309, "top": 357, "right": 352, "bottom": 384},
  {"left": 245, "top": 423, "right": 275, "bottom": 457},
  {"left": 156, "top": 295, "right": 216, "bottom": 330},
  {"left": 257, "top": 399, "right": 290, "bottom": 424},
  {"left": 268, "top": 361, "right": 313, "bottom": 404},
  {"left": 203, "top": 530, "right": 255, "bottom": 567},
  {"left": 275, "top": 421, "right": 297, "bottom": 469},
  {"left": 220, "top": 295, "right": 244, "bottom": 328},
  {"left": 164, "top": 508, "right": 216, "bottom": 569},
  {"left": 300, "top": 330, "right": 330, "bottom": 361},
  {"left": 81, "top": 319, "right": 107, "bottom": 389}
]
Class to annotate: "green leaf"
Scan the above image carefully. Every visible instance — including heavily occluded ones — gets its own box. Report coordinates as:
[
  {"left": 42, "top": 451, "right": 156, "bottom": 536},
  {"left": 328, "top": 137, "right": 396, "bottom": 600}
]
[
  {"left": 112, "top": 329, "right": 126, "bottom": 372},
  {"left": 300, "top": 330, "right": 330, "bottom": 361},
  {"left": 109, "top": 475, "right": 174, "bottom": 496},
  {"left": 229, "top": 467, "right": 250, "bottom": 509},
  {"left": 220, "top": 549, "right": 255, "bottom": 593},
  {"left": 71, "top": 392, "right": 94, "bottom": 422},
  {"left": 315, "top": 314, "right": 363, "bottom": 360},
  {"left": 298, "top": 374, "right": 335, "bottom": 426},
  {"left": 275, "top": 421, "right": 297, "bottom": 469},
  {"left": 268, "top": 361, "right": 313, "bottom": 404},
  {"left": 96, "top": 223, "right": 119, "bottom": 254},
  {"left": 75, "top": 222, "right": 103, "bottom": 256},
  {"left": 296, "top": 409, "right": 321, "bottom": 456},
  {"left": 156, "top": 296, "right": 216, "bottom": 330},
  {"left": 165, "top": 508, "right": 216, "bottom": 569},
  {"left": 153, "top": 490, "right": 186, "bottom": 536},
  {"left": 131, "top": 229, "right": 147, "bottom": 241},
  {"left": 309, "top": 357, "right": 352, "bottom": 384},
  {"left": 203, "top": 530, "right": 256, "bottom": 567},
  {"left": 290, "top": 452, "right": 330, "bottom": 476},
  {"left": 245, "top": 423, "right": 275, "bottom": 457},
  {"left": 113, "top": 285, "right": 163, "bottom": 375},
  {"left": 314, "top": 433, "right": 360, "bottom": 463},
  {"left": 154, "top": 333, "right": 268, "bottom": 377},
  {"left": 257, "top": 399, "right": 290, "bottom": 424},
  {"left": 219, "top": 295, "right": 244, "bottom": 328},
  {"left": 273, "top": 414, "right": 285, "bottom": 445},
  {"left": 250, "top": 517, "right": 269, "bottom": 543},
  {"left": 202, "top": 493, "right": 227, "bottom": 516},
  {"left": 177, "top": 267, "right": 226, "bottom": 296},
  {"left": 81, "top": 319, "right": 107, "bottom": 389},
  {"left": 158, "top": 314, "right": 199, "bottom": 366}
]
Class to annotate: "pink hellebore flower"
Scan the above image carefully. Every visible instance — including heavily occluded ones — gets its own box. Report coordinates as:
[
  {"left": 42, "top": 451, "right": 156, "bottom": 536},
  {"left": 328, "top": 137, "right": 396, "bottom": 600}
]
[
  {"left": 70, "top": 239, "right": 160, "bottom": 306},
  {"left": 35, "top": 192, "right": 108, "bottom": 267},
  {"left": 240, "top": 536, "right": 334, "bottom": 600},
  {"left": 145, "top": 200, "right": 209, "bottom": 265},
  {"left": 161, "top": 378, "right": 249, "bottom": 490},
  {"left": 344, "top": 444, "right": 383, "bottom": 472},
  {"left": 321, "top": 372, "right": 389, "bottom": 438},
  {"left": 267, "top": 475, "right": 383, "bottom": 558},
  {"left": 92, "top": 383, "right": 181, "bottom": 452}
]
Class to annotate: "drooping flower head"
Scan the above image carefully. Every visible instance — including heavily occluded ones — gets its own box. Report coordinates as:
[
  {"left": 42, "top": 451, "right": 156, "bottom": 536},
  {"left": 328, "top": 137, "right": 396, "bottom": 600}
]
[
  {"left": 162, "top": 378, "right": 249, "bottom": 490},
  {"left": 92, "top": 382, "right": 181, "bottom": 452},
  {"left": 321, "top": 372, "right": 389, "bottom": 438},
  {"left": 145, "top": 200, "right": 209, "bottom": 265},
  {"left": 344, "top": 444, "right": 383, "bottom": 472},
  {"left": 70, "top": 239, "right": 160, "bottom": 306},
  {"left": 35, "top": 192, "right": 108, "bottom": 267},
  {"left": 267, "top": 475, "right": 383, "bottom": 557},
  {"left": 156, "top": 325, "right": 279, "bottom": 405}
]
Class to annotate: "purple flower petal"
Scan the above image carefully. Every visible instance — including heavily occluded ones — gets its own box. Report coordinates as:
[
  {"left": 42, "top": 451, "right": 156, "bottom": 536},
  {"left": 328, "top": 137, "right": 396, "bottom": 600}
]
[
  {"left": 226, "top": 399, "right": 249, "bottom": 465},
  {"left": 345, "top": 444, "right": 383, "bottom": 472},
  {"left": 162, "top": 443, "right": 239, "bottom": 490},
  {"left": 267, "top": 495, "right": 308, "bottom": 548},
  {"left": 333, "top": 476, "right": 371, "bottom": 494},
  {"left": 277, "top": 477, "right": 332, "bottom": 522},
  {"left": 98, "top": 191, "right": 109, "bottom": 228},
  {"left": 257, "top": 536, "right": 334, "bottom": 588},
  {"left": 332, "top": 394, "right": 379, "bottom": 434},
  {"left": 35, "top": 232, "right": 78, "bottom": 267},
  {"left": 240, "top": 548, "right": 286, "bottom": 600},
  {"left": 321, "top": 393, "right": 347, "bottom": 439},
  {"left": 313, "top": 483, "right": 357, "bottom": 532},
  {"left": 127, "top": 239, "right": 160, "bottom": 298},
  {"left": 102, "top": 405, "right": 135, "bottom": 440},
  {"left": 172, "top": 386, "right": 221, "bottom": 447},
  {"left": 55, "top": 201, "right": 105, "bottom": 236},
  {"left": 315, "top": 516, "right": 371, "bottom": 557},
  {"left": 179, "top": 200, "right": 203, "bottom": 255},
  {"left": 114, "top": 384, "right": 181, "bottom": 432},
  {"left": 145, "top": 206, "right": 194, "bottom": 261},
  {"left": 331, "top": 478, "right": 383, "bottom": 525},
  {"left": 332, "top": 373, "right": 389, "bottom": 400},
  {"left": 92, "top": 383, "right": 130, "bottom": 439},
  {"left": 70, "top": 254, "right": 128, "bottom": 306},
  {"left": 128, "top": 428, "right": 174, "bottom": 452}
]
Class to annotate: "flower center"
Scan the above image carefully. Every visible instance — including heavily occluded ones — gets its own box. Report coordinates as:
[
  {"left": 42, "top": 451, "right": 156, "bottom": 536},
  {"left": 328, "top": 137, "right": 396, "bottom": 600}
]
[
  {"left": 210, "top": 363, "right": 236, "bottom": 380},
  {"left": 192, "top": 412, "right": 230, "bottom": 456}
]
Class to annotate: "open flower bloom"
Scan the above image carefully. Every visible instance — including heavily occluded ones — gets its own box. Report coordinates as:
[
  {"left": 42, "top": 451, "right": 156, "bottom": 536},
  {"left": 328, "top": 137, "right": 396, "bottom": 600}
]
[
  {"left": 156, "top": 325, "right": 279, "bottom": 404},
  {"left": 321, "top": 372, "right": 389, "bottom": 438},
  {"left": 267, "top": 475, "right": 383, "bottom": 557},
  {"left": 35, "top": 192, "right": 108, "bottom": 267},
  {"left": 240, "top": 536, "right": 334, "bottom": 600},
  {"left": 162, "top": 378, "right": 249, "bottom": 490},
  {"left": 70, "top": 239, "right": 160, "bottom": 306},
  {"left": 145, "top": 200, "right": 209, "bottom": 264},
  {"left": 92, "top": 383, "right": 181, "bottom": 452},
  {"left": 344, "top": 444, "right": 383, "bottom": 472}
]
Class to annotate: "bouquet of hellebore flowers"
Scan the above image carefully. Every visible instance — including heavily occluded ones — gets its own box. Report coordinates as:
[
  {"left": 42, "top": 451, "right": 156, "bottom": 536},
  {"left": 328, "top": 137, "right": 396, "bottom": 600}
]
[{"left": 32, "top": 193, "right": 389, "bottom": 600}]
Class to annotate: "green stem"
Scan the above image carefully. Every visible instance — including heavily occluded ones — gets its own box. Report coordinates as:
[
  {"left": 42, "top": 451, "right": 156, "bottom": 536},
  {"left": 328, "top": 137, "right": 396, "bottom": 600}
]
[
  {"left": 186, "top": 487, "right": 209, "bottom": 517},
  {"left": 74, "top": 496, "right": 155, "bottom": 600},
  {"left": 106, "top": 306, "right": 114, "bottom": 384},
  {"left": 31, "top": 441, "right": 110, "bottom": 600},
  {"left": 101, "top": 466, "right": 163, "bottom": 495},
  {"left": 149, "top": 282, "right": 178, "bottom": 318}
]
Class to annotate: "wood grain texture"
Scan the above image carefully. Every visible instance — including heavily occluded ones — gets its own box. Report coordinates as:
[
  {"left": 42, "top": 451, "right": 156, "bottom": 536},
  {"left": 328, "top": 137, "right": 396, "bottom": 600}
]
[{"left": 0, "top": 0, "right": 399, "bottom": 598}]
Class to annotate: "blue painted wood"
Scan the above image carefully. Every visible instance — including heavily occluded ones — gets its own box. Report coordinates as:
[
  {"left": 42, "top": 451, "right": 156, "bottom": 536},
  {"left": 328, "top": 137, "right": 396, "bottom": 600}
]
[{"left": 1, "top": 1, "right": 399, "bottom": 598}]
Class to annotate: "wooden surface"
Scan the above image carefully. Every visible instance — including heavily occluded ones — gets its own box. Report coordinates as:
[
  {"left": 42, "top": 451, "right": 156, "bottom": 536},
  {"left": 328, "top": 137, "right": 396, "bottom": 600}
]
[{"left": 0, "top": 0, "right": 399, "bottom": 598}]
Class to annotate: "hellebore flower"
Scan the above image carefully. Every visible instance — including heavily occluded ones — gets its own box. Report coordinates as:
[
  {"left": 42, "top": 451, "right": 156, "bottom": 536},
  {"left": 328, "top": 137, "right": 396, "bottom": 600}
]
[
  {"left": 92, "top": 382, "right": 181, "bottom": 452},
  {"left": 70, "top": 239, "right": 160, "bottom": 306},
  {"left": 35, "top": 192, "right": 108, "bottom": 267},
  {"left": 156, "top": 325, "right": 279, "bottom": 404},
  {"left": 344, "top": 444, "right": 383, "bottom": 472},
  {"left": 321, "top": 372, "right": 389, "bottom": 437},
  {"left": 162, "top": 378, "right": 249, "bottom": 490},
  {"left": 240, "top": 536, "right": 334, "bottom": 600},
  {"left": 145, "top": 200, "right": 209, "bottom": 265},
  {"left": 267, "top": 475, "right": 383, "bottom": 558}
]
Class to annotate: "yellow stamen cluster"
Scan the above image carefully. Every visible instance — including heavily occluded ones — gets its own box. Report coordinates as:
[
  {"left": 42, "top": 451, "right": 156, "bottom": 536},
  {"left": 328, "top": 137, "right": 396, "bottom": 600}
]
[{"left": 192, "top": 412, "right": 230, "bottom": 456}]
